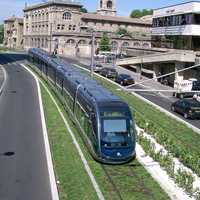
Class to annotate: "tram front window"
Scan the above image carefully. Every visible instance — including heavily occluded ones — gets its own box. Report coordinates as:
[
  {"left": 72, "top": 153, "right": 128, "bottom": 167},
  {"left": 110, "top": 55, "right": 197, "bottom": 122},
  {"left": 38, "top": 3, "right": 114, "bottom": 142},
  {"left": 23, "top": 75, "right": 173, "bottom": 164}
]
[{"left": 101, "top": 119, "right": 130, "bottom": 147}]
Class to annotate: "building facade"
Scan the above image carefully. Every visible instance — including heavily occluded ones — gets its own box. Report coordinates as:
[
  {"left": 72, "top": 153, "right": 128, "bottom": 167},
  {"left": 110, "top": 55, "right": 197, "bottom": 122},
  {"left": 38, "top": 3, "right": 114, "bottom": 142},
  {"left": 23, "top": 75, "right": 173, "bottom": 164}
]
[
  {"left": 152, "top": 1, "right": 200, "bottom": 51},
  {"left": 4, "top": 17, "right": 24, "bottom": 49},
  {"left": 23, "top": 0, "right": 152, "bottom": 57}
]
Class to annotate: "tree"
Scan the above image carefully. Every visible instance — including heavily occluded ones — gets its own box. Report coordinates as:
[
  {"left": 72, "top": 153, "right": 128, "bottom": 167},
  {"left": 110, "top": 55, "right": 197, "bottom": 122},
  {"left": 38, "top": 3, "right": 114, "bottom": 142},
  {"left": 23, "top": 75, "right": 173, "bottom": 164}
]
[
  {"left": 116, "top": 28, "right": 132, "bottom": 37},
  {"left": 142, "top": 9, "right": 153, "bottom": 16},
  {"left": 80, "top": 7, "right": 88, "bottom": 13},
  {"left": 130, "top": 9, "right": 153, "bottom": 18},
  {"left": 116, "top": 28, "right": 128, "bottom": 35},
  {"left": 130, "top": 9, "right": 142, "bottom": 18},
  {"left": 99, "top": 33, "right": 111, "bottom": 51},
  {"left": 0, "top": 24, "right": 4, "bottom": 44}
]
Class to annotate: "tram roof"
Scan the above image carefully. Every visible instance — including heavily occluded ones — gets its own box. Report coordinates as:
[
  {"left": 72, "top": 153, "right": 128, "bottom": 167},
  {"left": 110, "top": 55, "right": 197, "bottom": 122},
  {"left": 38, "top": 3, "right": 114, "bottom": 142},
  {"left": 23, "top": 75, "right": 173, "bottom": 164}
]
[{"left": 29, "top": 48, "right": 122, "bottom": 103}]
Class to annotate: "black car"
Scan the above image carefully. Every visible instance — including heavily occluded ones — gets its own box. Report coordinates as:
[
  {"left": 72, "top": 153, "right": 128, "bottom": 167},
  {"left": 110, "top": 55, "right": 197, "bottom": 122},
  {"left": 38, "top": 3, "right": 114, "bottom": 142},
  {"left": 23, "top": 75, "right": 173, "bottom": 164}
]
[
  {"left": 100, "top": 67, "right": 118, "bottom": 79},
  {"left": 171, "top": 98, "right": 200, "bottom": 119},
  {"left": 116, "top": 74, "right": 135, "bottom": 86}
]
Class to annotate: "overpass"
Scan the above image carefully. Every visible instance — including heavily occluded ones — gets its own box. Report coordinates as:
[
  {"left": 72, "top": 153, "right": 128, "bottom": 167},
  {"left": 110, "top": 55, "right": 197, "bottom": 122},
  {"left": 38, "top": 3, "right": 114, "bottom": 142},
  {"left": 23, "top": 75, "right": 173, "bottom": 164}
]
[
  {"left": 116, "top": 51, "right": 197, "bottom": 84},
  {"left": 117, "top": 51, "right": 196, "bottom": 66}
]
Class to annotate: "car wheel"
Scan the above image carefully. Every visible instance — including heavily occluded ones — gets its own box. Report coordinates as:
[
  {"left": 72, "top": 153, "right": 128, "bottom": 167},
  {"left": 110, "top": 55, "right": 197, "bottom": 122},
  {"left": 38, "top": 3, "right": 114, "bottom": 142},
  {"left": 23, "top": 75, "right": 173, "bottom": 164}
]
[
  {"left": 171, "top": 106, "right": 175, "bottom": 112},
  {"left": 184, "top": 113, "right": 188, "bottom": 119}
]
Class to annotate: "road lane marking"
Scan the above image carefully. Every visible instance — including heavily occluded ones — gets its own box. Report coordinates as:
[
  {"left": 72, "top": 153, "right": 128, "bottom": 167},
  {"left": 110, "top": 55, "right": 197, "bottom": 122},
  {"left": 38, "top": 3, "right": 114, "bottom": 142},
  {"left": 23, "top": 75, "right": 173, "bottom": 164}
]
[
  {"left": 21, "top": 64, "right": 59, "bottom": 200},
  {"left": 21, "top": 64, "right": 105, "bottom": 200},
  {"left": 0, "top": 66, "right": 7, "bottom": 96}
]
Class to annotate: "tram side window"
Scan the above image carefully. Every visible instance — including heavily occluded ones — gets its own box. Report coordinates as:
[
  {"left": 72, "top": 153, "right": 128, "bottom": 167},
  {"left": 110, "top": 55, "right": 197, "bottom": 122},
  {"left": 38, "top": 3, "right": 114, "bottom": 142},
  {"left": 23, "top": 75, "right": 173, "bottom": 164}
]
[
  {"left": 75, "top": 104, "right": 96, "bottom": 141},
  {"left": 63, "top": 81, "right": 73, "bottom": 107}
]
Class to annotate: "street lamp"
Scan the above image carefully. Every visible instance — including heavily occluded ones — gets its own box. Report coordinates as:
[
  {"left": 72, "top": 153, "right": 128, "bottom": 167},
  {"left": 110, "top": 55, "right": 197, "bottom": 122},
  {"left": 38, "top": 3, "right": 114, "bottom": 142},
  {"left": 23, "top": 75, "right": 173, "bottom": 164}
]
[{"left": 81, "top": 26, "right": 96, "bottom": 77}]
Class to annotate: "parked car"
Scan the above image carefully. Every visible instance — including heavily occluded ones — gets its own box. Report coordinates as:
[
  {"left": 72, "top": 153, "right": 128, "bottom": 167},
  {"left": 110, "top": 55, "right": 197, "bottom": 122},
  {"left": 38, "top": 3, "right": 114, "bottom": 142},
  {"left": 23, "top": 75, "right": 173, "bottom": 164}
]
[
  {"left": 93, "top": 64, "right": 103, "bottom": 73},
  {"left": 171, "top": 98, "right": 200, "bottom": 119},
  {"left": 115, "top": 74, "right": 135, "bottom": 86},
  {"left": 193, "top": 93, "right": 200, "bottom": 102},
  {"left": 100, "top": 67, "right": 118, "bottom": 79}
]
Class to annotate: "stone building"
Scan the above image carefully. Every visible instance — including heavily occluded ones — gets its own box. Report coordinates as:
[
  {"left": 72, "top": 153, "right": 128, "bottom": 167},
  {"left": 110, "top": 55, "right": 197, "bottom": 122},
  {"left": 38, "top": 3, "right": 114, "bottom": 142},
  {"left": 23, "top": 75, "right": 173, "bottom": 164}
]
[
  {"left": 23, "top": 0, "right": 152, "bottom": 57},
  {"left": 4, "top": 17, "right": 24, "bottom": 49}
]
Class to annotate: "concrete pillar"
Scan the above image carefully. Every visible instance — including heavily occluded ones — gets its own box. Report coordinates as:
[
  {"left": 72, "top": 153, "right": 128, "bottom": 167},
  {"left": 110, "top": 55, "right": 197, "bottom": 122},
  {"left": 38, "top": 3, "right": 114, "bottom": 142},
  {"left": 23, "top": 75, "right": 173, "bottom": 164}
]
[
  {"left": 175, "top": 62, "right": 184, "bottom": 82},
  {"left": 136, "top": 65, "right": 141, "bottom": 74},
  {"left": 153, "top": 64, "right": 160, "bottom": 81}
]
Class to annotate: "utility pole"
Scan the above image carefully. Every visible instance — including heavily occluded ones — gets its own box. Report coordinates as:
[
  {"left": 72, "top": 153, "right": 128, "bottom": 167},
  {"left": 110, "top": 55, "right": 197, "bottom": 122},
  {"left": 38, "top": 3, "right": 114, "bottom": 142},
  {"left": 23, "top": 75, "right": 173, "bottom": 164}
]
[{"left": 91, "top": 30, "right": 95, "bottom": 77}]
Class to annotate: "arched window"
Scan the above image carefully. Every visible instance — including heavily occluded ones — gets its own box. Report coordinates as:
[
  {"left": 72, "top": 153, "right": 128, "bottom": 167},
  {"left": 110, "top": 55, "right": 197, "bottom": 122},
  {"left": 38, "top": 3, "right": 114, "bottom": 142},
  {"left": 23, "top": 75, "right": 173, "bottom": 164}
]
[
  {"left": 143, "top": 43, "right": 150, "bottom": 48},
  {"left": 122, "top": 42, "right": 129, "bottom": 47},
  {"left": 63, "top": 12, "right": 71, "bottom": 20},
  {"left": 78, "top": 40, "right": 87, "bottom": 45},
  {"left": 66, "top": 39, "right": 75, "bottom": 46},
  {"left": 100, "top": 0, "right": 103, "bottom": 8},
  {"left": 133, "top": 42, "right": 140, "bottom": 47},
  {"left": 111, "top": 41, "right": 118, "bottom": 50},
  {"left": 107, "top": 0, "right": 113, "bottom": 9}
]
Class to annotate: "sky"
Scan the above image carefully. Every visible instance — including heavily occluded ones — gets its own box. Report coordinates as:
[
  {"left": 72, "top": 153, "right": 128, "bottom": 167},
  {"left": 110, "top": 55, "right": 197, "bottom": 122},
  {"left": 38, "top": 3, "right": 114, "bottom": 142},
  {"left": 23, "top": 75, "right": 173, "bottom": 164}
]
[{"left": 0, "top": 0, "right": 197, "bottom": 23}]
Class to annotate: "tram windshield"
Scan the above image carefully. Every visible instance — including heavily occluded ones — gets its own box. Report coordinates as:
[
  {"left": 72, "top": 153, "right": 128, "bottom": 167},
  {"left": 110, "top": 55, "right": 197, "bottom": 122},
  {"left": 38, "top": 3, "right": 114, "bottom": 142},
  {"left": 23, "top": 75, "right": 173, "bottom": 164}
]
[{"left": 101, "top": 119, "right": 130, "bottom": 147}]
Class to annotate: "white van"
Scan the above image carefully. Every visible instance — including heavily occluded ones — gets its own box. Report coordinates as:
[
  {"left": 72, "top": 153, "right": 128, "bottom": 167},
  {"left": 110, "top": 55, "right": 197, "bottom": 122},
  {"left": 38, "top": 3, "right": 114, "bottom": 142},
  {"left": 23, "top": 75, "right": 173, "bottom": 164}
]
[{"left": 173, "top": 78, "right": 200, "bottom": 98}]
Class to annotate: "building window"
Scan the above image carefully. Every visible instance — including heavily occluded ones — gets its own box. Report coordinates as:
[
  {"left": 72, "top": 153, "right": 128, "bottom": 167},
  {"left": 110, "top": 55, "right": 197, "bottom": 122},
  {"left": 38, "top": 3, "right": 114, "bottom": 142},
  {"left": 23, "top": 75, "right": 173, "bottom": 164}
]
[
  {"left": 57, "top": 24, "right": 61, "bottom": 30},
  {"left": 78, "top": 40, "right": 86, "bottom": 45},
  {"left": 69, "top": 25, "right": 72, "bottom": 30},
  {"left": 100, "top": 0, "right": 103, "bottom": 8},
  {"left": 63, "top": 12, "right": 72, "bottom": 20},
  {"left": 61, "top": 24, "right": 65, "bottom": 30},
  {"left": 66, "top": 39, "right": 75, "bottom": 46},
  {"left": 73, "top": 25, "right": 76, "bottom": 31},
  {"left": 111, "top": 41, "right": 118, "bottom": 49},
  {"left": 107, "top": 0, "right": 113, "bottom": 9}
]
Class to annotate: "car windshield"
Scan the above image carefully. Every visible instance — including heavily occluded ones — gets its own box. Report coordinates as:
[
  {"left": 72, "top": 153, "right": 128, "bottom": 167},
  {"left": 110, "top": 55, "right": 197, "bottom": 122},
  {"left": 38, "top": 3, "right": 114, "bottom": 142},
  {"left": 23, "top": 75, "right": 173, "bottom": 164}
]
[
  {"left": 110, "top": 69, "right": 116, "bottom": 72},
  {"left": 101, "top": 119, "right": 130, "bottom": 147},
  {"left": 188, "top": 100, "right": 200, "bottom": 107}
]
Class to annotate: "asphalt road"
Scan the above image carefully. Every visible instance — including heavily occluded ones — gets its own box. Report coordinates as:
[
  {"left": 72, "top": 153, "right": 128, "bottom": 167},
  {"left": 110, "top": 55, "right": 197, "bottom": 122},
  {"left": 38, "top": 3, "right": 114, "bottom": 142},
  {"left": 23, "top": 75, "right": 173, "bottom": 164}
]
[
  {"left": 0, "top": 53, "right": 52, "bottom": 200},
  {"left": 61, "top": 56, "right": 200, "bottom": 130}
]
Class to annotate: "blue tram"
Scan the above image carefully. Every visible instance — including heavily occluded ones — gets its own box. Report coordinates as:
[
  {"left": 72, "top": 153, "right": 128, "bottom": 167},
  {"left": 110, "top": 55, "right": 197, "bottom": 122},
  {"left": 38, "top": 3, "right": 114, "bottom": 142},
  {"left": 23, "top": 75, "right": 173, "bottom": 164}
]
[{"left": 28, "top": 48, "right": 136, "bottom": 164}]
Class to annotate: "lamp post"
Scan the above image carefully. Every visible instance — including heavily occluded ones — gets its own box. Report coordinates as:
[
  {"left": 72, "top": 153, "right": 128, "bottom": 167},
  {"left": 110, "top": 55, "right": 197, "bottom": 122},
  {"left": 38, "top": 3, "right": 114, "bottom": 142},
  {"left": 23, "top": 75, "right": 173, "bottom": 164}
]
[
  {"left": 81, "top": 26, "right": 96, "bottom": 77},
  {"left": 49, "top": 22, "right": 53, "bottom": 54},
  {"left": 91, "top": 30, "right": 95, "bottom": 77}
]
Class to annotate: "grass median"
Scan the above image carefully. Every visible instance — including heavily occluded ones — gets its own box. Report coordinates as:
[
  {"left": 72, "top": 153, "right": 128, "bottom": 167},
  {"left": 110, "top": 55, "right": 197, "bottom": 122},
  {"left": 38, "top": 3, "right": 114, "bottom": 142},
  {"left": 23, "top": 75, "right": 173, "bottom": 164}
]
[
  {"left": 93, "top": 74, "right": 200, "bottom": 175},
  {"left": 39, "top": 73, "right": 169, "bottom": 200}
]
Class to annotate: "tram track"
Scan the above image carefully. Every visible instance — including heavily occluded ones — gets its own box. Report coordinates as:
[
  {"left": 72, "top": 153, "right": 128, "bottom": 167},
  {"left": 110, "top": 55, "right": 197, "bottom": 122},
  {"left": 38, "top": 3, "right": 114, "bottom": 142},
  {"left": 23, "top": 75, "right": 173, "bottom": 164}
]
[
  {"left": 101, "top": 164, "right": 124, "bottom": 200},
  {"left": 101, "top": 163, "right": 157, "bottom": 200}
]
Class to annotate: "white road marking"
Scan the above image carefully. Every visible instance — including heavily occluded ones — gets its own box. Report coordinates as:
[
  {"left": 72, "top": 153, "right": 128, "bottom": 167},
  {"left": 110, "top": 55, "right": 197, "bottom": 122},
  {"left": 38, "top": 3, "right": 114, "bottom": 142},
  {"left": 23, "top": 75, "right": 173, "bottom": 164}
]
[
  {"left": 21, "top": 64, "right": 105, "bottom": 200},
  {"left": 0, "top": 65, "right": 7, "bottom": 95},
  {"left": 21, "top": 64, "right": 59, "bottom": 200}
]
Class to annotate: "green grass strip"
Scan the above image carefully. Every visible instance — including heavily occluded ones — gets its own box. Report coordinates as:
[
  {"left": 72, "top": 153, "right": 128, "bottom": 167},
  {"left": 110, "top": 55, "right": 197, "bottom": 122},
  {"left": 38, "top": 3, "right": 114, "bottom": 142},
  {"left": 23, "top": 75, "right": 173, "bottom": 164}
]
[
  {"left": 39, "top": 75, "right": 169, "bottom": 200},
  {"left": 41, "top": 83, "right": 99, "bottom": 200}
]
